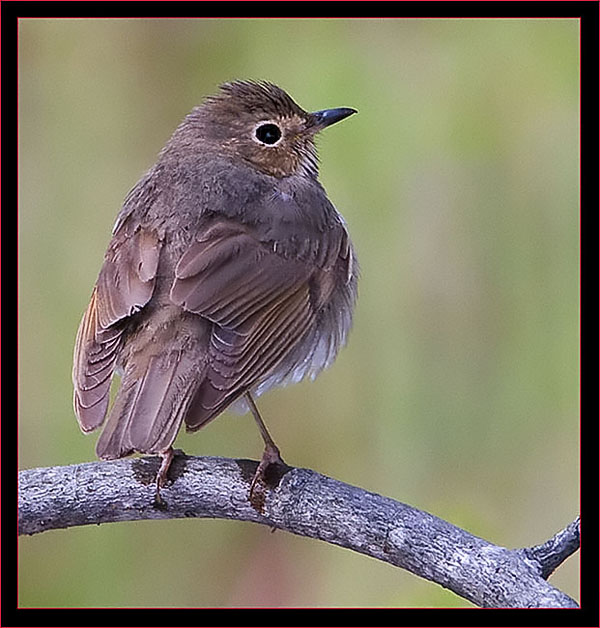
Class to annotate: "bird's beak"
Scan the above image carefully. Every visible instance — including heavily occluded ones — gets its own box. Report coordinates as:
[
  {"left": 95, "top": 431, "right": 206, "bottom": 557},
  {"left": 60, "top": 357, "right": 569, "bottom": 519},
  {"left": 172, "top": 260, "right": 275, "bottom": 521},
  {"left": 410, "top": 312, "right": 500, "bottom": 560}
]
[{"left": 310, "top": 107, "right": 357, "bottom": 130}]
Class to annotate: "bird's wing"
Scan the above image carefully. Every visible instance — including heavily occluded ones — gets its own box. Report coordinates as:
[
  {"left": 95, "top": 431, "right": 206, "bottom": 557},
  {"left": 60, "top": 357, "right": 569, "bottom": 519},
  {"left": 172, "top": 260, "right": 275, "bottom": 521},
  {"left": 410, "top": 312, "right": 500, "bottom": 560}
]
[
  {"left": 170, "top": 220, "right": 318, "bottom": 430},
  {"left": 72, "top": 226, "right": 162, "bottom": 432}
]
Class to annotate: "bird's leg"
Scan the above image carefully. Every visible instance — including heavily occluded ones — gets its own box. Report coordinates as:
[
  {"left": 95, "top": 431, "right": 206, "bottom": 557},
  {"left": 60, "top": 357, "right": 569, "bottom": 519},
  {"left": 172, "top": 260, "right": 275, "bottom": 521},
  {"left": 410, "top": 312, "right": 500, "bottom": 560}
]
[
  {"left": 246, "top": 392, "right": 282, "bottom": 457},
  {"left": 154, "top": 446, "right": 175, "bottom": 506},
  {"left": 245, "top": 392, "right": 287, "bottom": 501}
]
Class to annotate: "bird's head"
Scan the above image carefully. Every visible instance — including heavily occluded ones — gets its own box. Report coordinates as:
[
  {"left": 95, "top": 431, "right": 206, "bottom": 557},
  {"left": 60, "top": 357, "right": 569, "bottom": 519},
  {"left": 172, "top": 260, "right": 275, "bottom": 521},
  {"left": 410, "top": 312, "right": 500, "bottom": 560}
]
[{"left": 166, "top": 80, "right": 356, "bottom": 179}]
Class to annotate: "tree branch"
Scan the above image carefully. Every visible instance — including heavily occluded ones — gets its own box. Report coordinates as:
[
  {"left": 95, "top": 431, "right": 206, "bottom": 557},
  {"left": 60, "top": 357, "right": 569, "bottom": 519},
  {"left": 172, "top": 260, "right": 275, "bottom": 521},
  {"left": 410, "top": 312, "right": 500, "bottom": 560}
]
[{"left": 18, "top": 455, "right": 579, "bottom": 608}]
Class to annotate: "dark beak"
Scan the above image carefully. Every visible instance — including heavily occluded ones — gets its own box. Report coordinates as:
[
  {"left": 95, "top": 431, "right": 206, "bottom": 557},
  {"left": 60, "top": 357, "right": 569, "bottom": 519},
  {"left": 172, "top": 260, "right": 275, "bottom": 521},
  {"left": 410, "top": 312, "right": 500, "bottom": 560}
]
[{"left": 310, "top": 107, "right": 357, "bottom": 130}]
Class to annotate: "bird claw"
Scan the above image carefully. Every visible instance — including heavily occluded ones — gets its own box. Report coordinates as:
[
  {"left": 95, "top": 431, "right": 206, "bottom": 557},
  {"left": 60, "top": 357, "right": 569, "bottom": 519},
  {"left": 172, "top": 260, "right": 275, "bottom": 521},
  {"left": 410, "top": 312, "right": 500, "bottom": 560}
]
[
  {"left": 153, "top": 447, "right": 179, "bottom": 508},
  {"left": 249, "top": 444, "right": 288, "bottom": 512}
]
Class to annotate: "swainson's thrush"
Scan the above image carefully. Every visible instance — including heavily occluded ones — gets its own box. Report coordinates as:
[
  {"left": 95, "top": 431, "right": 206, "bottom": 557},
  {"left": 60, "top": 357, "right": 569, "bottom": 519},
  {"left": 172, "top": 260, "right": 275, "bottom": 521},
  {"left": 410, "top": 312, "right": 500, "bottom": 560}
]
[{"left": 72, "top": 80, "right": 358, "bottom": 502}]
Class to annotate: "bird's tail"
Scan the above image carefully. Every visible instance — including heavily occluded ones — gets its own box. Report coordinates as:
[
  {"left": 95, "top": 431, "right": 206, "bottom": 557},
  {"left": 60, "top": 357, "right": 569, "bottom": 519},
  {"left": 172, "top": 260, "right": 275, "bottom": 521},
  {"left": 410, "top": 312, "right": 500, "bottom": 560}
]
[{"left": 96, "top": 351, "right": 202, "bottom": 459}]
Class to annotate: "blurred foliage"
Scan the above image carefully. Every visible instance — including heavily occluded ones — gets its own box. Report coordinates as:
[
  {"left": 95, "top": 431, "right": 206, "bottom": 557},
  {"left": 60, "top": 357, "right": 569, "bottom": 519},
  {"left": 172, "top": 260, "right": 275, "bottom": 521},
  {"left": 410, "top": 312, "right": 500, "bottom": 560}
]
[{"left": 18, "top": 18, "right": 579, "bottom": 607}]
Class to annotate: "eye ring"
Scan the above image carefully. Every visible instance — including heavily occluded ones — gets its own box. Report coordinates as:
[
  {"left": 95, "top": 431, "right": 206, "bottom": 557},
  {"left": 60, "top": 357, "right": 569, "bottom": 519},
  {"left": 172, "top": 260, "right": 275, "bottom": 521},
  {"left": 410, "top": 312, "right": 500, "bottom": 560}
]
[{"left": 253, "top": 121, "right": 282, "bottom": 146}]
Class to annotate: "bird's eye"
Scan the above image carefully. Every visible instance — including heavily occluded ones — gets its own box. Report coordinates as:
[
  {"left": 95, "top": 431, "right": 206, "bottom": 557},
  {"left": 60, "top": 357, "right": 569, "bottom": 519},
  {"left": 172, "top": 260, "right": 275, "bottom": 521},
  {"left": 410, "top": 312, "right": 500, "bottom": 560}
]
[{"left": 255, "top": 123, "right": 282, "bottom": 145}]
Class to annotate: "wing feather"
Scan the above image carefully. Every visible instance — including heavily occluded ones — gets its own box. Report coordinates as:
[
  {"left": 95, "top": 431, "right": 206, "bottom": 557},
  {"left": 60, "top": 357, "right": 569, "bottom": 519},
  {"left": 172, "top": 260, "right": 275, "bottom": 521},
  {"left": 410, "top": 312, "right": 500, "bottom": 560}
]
[
  {"left": 72, "top": 227, "right": 162, "bottom": 433},
  {"left": 170, "top": 223, "right": 316, "bottom": 431}
]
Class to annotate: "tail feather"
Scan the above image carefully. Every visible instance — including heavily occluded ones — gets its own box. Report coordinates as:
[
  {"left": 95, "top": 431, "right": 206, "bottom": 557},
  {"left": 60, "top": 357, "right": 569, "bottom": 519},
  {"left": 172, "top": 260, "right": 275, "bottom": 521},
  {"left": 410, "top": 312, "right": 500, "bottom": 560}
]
[{"left": 96, "top": 352, "right": 202, "bottom": 459}]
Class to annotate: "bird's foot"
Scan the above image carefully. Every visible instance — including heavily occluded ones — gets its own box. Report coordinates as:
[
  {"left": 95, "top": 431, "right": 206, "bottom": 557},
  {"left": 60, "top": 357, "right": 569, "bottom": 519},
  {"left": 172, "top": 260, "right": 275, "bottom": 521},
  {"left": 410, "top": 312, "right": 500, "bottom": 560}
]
[
  {"left": 249, "top": 444, "right": 289, "bottom": 512},
  {"left": 153, "top": 447, "right": 183, "bottom": 508}
]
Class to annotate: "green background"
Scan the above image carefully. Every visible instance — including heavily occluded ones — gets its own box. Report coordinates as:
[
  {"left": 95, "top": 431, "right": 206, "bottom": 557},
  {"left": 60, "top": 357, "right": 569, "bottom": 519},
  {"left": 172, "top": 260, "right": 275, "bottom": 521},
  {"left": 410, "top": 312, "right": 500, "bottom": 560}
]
[{"left": 19, "top": 18, "right": 579, "bottom": 607}]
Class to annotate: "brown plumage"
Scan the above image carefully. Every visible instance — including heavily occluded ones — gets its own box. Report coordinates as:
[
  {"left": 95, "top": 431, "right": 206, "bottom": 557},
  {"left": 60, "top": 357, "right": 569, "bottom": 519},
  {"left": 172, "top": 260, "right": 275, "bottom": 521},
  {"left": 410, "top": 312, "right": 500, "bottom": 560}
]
[{"left": 72, "top": 80, "right": 358, "bottom": 500}]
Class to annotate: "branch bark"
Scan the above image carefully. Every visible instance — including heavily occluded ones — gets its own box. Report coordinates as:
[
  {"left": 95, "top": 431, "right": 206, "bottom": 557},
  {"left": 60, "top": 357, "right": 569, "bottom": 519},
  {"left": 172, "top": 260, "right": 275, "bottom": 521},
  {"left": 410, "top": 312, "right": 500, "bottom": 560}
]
[{"left": 18, "top": 455, "right": 579, "bottom": 608}]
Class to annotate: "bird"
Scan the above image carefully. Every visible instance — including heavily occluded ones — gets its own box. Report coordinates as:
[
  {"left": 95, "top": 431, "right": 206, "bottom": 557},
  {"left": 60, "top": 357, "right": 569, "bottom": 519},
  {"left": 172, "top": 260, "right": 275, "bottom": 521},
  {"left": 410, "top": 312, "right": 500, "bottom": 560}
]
[{"left": 72, "top": 80, "right": 358, "bottom": 503}]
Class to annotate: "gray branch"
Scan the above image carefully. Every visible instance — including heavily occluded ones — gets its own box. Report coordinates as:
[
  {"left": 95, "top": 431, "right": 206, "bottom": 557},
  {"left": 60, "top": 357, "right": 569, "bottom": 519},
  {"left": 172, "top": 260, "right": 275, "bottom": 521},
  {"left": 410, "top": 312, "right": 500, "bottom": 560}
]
[{"left": 18, "top": 455, "right": 579, "bottom": 608}]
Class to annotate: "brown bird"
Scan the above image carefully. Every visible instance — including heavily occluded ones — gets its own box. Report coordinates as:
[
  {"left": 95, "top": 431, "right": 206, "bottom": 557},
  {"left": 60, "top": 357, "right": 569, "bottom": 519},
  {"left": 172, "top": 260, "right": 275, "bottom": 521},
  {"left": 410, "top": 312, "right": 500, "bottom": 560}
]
[{"left": 72, "top": 80, "right": 358, "bottom": 501}]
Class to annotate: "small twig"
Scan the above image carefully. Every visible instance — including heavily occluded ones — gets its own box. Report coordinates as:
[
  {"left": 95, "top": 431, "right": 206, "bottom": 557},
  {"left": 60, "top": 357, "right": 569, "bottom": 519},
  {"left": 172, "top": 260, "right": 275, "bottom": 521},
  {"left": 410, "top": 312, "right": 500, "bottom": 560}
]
[
  {"left": 519, "top": 516, "right": 581, "bottom": 579},
  {"left": 18, "top": 455, "right": 579, "bottom": 608}
]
